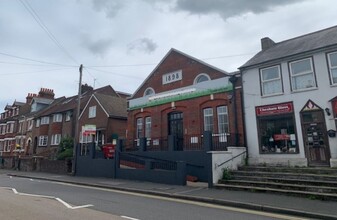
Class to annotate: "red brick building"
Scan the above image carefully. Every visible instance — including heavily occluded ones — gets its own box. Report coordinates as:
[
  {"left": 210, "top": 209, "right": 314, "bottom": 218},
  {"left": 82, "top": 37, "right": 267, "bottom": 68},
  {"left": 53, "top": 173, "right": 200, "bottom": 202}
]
[{"left": 127, "top": 49, "right": 244, "bottom": 150}]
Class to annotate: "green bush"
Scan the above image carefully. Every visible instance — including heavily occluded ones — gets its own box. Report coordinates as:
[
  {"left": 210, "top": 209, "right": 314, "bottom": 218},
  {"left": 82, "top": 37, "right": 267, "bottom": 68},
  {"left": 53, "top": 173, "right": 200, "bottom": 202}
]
[
  {"left": 222, "top": 168, "right": 232, "bottom": 180},
  {"left": 57, "top": 137, "right": 74, "bottom": 160},
  {"left": 57, "top": 148, "right": 73, "bottom": 160}
]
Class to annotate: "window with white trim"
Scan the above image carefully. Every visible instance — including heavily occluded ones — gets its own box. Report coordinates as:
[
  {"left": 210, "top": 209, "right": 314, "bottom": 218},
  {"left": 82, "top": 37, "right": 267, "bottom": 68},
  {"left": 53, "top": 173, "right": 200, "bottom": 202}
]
[
  {"left": 289, "top": 58, "right": 316, "bottom": 91},
  {"left": 145, "top": 117, "right": 151, "bottom": 138},
  {"left": 144, "top": 88, "right": 155, "bottom": 96},
  {"left": 53, "top": 114, "right": 62, "bottom": 122},
  {"left": 28, "top": 119, "right": 33, "bottom": 131},
  {"left": 36, "top": 119, "right": 40, "bottom": 127},
  {"left": 41, "top": 116, "right": 49, "bottom": 125},
  {"left": 65, "top": 111, "right": 71, "bottom": 121},
  {"left": 38, "top": 136, "right": 48, "bottom": 146},
  {"left": 89, "top": 106, "right": 96, "bottom": 118},
  {"left": 260, "top": 66, "right": 282, "bottom": 95},
  {"left": 194, "top": 73, "right": 210, "bottom": 84},
  {"left": 328, "top": 52, "right": 337, "bottom": 85},
  {"left": 51, "top": 134, "right": 61, "bottom": 145},
  {"left": 217, "top": 106, "right": 229, "bottom": 134},
  {"left": 136, "top": 118, "right": 143, "bottom": 138},
  {"left": 203, "top": 108, "right": 214, "bottom": 132}
]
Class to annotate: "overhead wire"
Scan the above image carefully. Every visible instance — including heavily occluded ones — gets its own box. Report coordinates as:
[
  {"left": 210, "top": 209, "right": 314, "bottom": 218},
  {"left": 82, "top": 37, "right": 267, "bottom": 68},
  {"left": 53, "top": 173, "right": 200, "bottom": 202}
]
[
  {"left": 0, "top": 67, "right": 74, "bottom": 76},
  {"left": 18, "top": 0, "right": 79, "bottom": 65},
  {"left": 0, "top": 52, "right": 76, "bottom": 67}
]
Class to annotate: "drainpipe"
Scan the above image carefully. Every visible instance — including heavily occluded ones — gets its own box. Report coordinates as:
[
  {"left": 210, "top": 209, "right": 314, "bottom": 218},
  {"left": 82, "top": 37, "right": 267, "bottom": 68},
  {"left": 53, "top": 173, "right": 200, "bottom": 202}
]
[{"left": 229, "top": 75, "right": 239, "bottom": 146}]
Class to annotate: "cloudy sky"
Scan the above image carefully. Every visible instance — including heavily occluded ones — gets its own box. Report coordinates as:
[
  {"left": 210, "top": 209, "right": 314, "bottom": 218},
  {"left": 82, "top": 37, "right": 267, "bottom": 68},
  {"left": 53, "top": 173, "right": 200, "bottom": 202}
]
[{"left": 0, "top": 0, "right": 336, "bottom": 111}]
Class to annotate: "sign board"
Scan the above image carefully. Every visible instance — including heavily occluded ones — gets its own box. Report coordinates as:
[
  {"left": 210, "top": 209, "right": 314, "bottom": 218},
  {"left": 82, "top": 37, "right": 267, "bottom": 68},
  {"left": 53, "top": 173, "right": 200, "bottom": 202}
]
[
  {"left": 333, "top": 99, "right": 337, "bottom": 117},
  {"left": 162, "top": 70, "right": 182, "bottom": 85},
  {"left": 256, "top": 102, "right": 293, "bottom": 116},
  {"left": 82, "top": 124, "right": 96, "bottom": 136}
]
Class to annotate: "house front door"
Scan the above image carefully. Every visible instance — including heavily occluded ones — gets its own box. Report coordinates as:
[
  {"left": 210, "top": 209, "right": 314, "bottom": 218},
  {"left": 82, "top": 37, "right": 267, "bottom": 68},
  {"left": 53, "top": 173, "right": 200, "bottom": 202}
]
[
  {"left": 168, "top": 112, "right": 184, "bottom": 150},
  {"left": 301, "top": 110, "right": 330, "bottom": 166}
]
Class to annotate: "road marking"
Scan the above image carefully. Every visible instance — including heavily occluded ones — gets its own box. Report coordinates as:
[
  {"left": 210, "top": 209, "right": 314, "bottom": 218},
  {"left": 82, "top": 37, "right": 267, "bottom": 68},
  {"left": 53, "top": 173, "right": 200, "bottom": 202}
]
[
  {"left": 53, "top": 183, "right": 307, "bottom": 220},
  {"left": 55, "top": 198, "right": 93, "bottom": 210},
  {"left": 121, "top": 215, "right": 140, "bottom": 220},
  {"left": 0, "top": 187, "right": 93, "bottom": 210}
]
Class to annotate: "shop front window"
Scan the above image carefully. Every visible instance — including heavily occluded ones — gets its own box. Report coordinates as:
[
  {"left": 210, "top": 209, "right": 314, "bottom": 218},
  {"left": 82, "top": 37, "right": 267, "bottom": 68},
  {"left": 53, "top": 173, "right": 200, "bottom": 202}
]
[{"left": 256, "top": 102, "right": 298, "bottom": 154}]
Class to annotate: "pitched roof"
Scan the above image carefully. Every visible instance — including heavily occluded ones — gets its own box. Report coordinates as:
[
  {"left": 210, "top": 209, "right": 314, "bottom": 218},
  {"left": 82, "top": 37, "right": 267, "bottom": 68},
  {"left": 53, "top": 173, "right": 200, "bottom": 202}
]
[
  {"left": 94, "top": 93, "right": 127, "bottom": 118},
  {"left": 39, "top": 85, "right": 116, "bottom": 116},
  {"left": 240, "top": 25, "right": 337, "bottom": 69},
  {"left": 130, "top": 48, "right": 229, "bottom": 99}
]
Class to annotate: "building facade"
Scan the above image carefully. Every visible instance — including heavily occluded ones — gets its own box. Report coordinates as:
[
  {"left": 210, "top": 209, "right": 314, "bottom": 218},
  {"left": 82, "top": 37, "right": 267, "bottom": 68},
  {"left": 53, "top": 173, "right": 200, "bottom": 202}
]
[
  {"left": 127, "top": 49, "right": 245, "bottom": 150},
  {"left": 240, "top": 26, "right": 337, "bottom": 167}
]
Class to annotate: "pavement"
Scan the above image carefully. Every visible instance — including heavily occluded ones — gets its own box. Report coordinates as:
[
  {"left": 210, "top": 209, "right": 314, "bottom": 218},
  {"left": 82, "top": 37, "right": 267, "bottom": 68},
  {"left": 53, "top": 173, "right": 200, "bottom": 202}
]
[{"left": 1, "top": 169, "right": 337, "bottom": 220}]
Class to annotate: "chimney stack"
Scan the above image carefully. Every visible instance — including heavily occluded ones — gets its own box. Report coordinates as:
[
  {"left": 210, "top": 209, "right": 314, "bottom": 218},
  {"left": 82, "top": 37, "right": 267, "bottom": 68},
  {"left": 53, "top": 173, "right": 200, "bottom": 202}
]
[
  {"left": 81, "top": 84, "right": 93, "bottom": 94},
  {"left": 38, "top": 88, "right": 55, "bottom": 99},
  {"left": 261, "top": 37, "right": 276, "bottom": 50},
  {"left": 26, "top": 93, "right": 37, "bottom": 104}
]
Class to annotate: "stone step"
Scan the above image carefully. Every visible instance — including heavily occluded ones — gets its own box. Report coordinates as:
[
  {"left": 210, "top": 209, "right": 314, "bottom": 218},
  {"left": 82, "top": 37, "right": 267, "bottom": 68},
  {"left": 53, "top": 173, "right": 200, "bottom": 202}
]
[
  {"left": 219, "top": 179, "right": 337, "bottom": 194},
  {"left": 231, "top": 170, "right": 337, "bottom": 181},
  {"left": 214, "top": 183, "right": 337, "bottom": 201},
  {"left": 230, "top": 175, "right": 337, "bottom": 187},
  {"left": 238, "top": 166, "right": 337, "bottom": 175}
]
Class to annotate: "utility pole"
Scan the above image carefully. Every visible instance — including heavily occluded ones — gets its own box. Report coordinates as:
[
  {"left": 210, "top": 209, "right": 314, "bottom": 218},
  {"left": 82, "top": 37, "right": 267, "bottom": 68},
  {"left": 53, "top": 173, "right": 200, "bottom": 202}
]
[{"left": 72, "top": 64, "right": 83, "bottom": 175}]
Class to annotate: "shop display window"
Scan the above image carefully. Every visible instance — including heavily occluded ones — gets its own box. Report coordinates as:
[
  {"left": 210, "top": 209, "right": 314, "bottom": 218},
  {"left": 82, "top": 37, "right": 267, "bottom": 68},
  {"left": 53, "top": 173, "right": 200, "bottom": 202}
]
[{"left": 258, "top": 115, "right": 298, "bottom": 154}]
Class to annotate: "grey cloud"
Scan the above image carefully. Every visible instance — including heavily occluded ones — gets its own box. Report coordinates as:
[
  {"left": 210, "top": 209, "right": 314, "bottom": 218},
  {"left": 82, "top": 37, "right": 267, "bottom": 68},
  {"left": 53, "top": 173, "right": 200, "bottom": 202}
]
[
  {"left": 91, "top": 0, "right": 124, "bottom": 18},
  {"left": 83, "top": 37, "right": 113, "bottom": 57},
  {"left": 145, "top": 0, "right": 305, "bottom": 20},
  {"left": 127, "top": 38, "right": 158, "bottom": 54}
]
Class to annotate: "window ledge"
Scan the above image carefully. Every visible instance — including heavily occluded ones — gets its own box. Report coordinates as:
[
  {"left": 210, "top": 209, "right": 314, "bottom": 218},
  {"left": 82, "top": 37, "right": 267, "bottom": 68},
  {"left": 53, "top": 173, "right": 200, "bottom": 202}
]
[
  {"left": 291, "top": 87, "right": 318, "bottom": 94},
  {"left": 261, "top": 93, "right": 284, "bottom": 98},
  {"left": 330, "top": 84, "right": 337, "bottom": 88}
]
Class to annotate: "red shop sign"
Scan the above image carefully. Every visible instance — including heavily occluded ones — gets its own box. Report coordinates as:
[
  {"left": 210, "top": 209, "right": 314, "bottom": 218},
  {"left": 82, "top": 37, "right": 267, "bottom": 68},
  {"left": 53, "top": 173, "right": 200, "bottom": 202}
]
[
  {"left": 333, "top": 100, "right": 337, "bottom": 116},
  {"left": 256, "top": 102, "right": 293, "bottom": 116}
]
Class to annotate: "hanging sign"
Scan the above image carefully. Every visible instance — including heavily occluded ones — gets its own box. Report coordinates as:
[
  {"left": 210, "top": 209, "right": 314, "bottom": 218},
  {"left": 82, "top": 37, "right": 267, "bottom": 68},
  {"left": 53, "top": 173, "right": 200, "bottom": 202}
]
[
  {"left": 256, "top": 102, "right": 293, "bottom": 116},
  {"left": 82, "top": 124, "right": 96, "bottom": 136}
]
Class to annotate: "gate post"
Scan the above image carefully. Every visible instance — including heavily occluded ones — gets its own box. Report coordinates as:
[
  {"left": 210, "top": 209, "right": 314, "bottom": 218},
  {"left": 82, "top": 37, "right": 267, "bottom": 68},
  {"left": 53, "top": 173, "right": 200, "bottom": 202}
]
[
  {"left": 176, "top": 161, "right": 187, "bottom": 186},
  {"left": 168, "top": 135, "right": 177, "bottom": 151},
  {"left": 203, "top": 131, "right": 213, "bottom": 151},
  {"left": 139, "top": 137, "right": 147, "bottom": 151}
]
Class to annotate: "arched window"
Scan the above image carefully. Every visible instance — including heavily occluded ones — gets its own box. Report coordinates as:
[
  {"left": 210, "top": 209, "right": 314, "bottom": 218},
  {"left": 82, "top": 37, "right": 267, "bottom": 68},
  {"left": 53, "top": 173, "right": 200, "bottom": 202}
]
[
  {"left": 144, "top": 87, "right": 155, "bottom": 96},
  {"left": 194, "top": 73, "right": 210, "bottom": 84}
]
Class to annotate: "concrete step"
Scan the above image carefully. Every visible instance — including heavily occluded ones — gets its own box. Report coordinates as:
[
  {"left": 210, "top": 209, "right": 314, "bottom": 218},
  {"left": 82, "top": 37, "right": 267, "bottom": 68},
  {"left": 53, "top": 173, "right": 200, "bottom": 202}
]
[
  {"left": 214, "top": 183, "right": 337, "bottom": 201},
  {"left": 238, "top": 166, "right": 337, "bottom": 175},
  {"left": 219, "top": 179, "right": 337, "bottom": 194},
  {"left": 231, "top": 170, "right": 337, "bottom": 181},
  {"left": 230, "top": 175, "right": 337, "bottom": 187}
]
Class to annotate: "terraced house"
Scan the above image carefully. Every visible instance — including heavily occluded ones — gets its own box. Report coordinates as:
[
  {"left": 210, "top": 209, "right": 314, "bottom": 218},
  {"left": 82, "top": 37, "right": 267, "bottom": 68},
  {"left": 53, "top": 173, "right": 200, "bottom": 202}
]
[{"left": 240, "top": 26, "right": 337, "bottom": 167}]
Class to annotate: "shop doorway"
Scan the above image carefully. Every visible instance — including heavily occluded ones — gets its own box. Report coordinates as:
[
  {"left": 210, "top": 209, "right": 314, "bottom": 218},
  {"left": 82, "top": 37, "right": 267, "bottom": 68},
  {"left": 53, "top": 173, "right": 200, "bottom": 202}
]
[
  {"left": 168, "top": 112, "right": 184, "bottom": 150},
  {"left": 301, "top": 101, "right": 330, "bottom": 166}
]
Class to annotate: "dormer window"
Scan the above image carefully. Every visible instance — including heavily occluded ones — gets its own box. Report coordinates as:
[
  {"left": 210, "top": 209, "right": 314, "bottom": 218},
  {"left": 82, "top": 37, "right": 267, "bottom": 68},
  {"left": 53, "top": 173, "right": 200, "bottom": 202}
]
[
  {"left": 144, "top": 87, "right": 155, "bottom": 96},
  {"left": 194, "top": 73, "right": 210, "bottom": 84}
]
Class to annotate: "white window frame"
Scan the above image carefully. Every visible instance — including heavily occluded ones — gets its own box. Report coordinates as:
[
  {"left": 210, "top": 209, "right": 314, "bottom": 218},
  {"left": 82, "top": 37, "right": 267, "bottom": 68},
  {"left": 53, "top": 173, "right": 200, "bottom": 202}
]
[
  {"left": 41, "top": 116, "right": 50, "bottom": 125},
  {"left": 217, "top": 106, "right": 229, "bottom": 134},
  {"left": 289, "top": 58, "right": 316, "bottom": 91},
  {"left": 28, "top": 119, "right": 33, "bottom": 131},
  {"left": 203, "top": 108, "right": 214, "bottom": 132},
  {"left": 51, "top": 134, "right": 61, "bottom": 145},
  {"left": 194, "top": 73, "right": 210, "bottom": 84},
  {"left": 36, "top": 119, "right": 40, "bottom": 127},
  {"left": 260, "top": 66, "right": 283, "bottom": 96},
  {"left": 53, "top": 114, "right": 63, "bottom": 123},
  {"left": 328, "top": 51, "right": 337, "bottom": 85},
  {"left": 143, "top": 87, "right": 155, "bottom": 96},
  {"left": 38, "top": 136, "right": 48, "bottom": 146},
  {"left": 89, "top": 106, "right": 96, "bottom": 118},
  {"left": 65, "top": 111, "right": 71, "bottom": 121},
  {"left": 136, "top": 118, "right": 143, "bottom": 138},
  {"left": 145, "top": 117, "right": 151, "bottom": 138}
]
